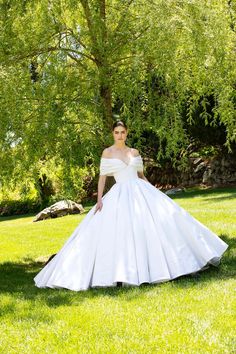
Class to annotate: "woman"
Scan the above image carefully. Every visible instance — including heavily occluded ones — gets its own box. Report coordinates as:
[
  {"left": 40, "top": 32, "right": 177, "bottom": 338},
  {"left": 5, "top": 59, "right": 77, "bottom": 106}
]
[{"left": 34, "top": 120, "right": 229, "bottom": 291}]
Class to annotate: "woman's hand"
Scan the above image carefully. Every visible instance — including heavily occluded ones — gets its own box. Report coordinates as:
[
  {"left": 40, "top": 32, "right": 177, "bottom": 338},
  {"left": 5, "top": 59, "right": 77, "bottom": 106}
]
[{"left": 94, "top": 200, "right": 103, "bottom": 214}]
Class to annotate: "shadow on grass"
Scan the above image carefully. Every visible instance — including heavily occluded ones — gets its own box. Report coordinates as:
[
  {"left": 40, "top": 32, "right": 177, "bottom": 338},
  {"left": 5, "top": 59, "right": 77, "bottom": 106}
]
[
  {"left": 1, "top": 188, "right": 235, "bottom": 223},
  {"left": 202, "top": 194, "right": 236, "bottom": 203},
  {"left": 0, "top": 234, "right": 234, "bottom": 310},
  {"left": 0, "top": 206, "right": 92, "bottom": 223},
  {"left": 0, "top": 213, "right": 36, "bottom": 222},
  {"left": 171, "top": 187, "right": 236, "bottom": 201}
]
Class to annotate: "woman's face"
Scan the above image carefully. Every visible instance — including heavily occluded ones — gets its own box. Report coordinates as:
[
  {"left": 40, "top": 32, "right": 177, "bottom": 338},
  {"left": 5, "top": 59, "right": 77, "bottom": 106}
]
[{"left": 112, "top": 126, "right": 128, "bottom": 143}]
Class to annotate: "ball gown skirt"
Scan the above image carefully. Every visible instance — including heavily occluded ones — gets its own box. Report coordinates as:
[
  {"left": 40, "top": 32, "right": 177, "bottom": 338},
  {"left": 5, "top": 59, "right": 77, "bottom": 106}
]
[{"left": 34, "top": 155, "right": 229, "bottom": 291}]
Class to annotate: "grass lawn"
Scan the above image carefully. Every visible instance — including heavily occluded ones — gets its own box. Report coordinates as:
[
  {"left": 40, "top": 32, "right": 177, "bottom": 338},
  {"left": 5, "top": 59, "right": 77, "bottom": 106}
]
[{"left": 0, "top": 187, "right": 235, "bottom": 353}]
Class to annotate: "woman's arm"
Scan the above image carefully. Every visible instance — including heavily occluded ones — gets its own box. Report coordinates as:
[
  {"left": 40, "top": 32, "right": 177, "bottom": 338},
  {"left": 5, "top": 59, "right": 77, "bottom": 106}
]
[
  {"left": 97, "top": 175, "right": 107, "bottom": 203},
  {"left": 138, "top": 171, "right": 149, "bottom": 182},
  {"left": 94, "top": 175, "right": 107, "bottom": 214},
  {"left": 95, "top": 149, "right": 109, "bottom": 214}
]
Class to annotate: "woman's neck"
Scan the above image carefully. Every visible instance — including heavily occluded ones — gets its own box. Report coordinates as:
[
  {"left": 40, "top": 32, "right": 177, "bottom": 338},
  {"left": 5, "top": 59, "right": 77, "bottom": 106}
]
[{"left": 113, "top": 143, "right": 127, "bottom": 150}]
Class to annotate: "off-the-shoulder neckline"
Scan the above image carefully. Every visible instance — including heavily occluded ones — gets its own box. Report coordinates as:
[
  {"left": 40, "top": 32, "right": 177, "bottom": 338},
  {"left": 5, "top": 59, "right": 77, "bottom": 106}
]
[{"left": 101, "top": 155, "right": 141, "bottom": 166}]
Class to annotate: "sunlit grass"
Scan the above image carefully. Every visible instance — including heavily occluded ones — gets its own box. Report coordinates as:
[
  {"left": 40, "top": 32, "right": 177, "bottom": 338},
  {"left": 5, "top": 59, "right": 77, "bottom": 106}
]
[{"left": 0, "top": 187, "right": 235, "bottom": 353}]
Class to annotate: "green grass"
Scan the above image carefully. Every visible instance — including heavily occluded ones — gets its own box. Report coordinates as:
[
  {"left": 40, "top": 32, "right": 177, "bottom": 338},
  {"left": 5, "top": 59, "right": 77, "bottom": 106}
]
[{"left": 0, "top": 187, "right": 235, "bottom": 353}]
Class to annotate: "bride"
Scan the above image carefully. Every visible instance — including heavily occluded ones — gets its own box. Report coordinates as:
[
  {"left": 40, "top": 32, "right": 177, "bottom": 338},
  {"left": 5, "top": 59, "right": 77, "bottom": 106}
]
[{"left": 34, "top": 120, "right": 229, "bottom": 291}]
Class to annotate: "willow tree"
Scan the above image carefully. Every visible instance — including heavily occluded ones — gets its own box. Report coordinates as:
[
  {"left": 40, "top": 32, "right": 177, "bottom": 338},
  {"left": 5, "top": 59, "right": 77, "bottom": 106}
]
[
  {"left": 116, "top": 0, "right": 236, "bottom": 162},
  {"left": 0, "top": 0, "right": 235, "bottom": 197}
]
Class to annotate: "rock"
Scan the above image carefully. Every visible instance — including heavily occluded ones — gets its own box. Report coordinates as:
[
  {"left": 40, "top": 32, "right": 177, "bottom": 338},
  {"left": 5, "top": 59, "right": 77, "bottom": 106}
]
[
  {"left": 148, "top": 152, "right": 236, "bottom": 188},
  {"left": 33, "top": 200, "right": 85, "bottom": 222},
  {"left": 227, "top": 175, "right": 236, "bottom": 182},
  {"left": 221, "top": 157, "right": 231, "bottom": 167},
  {"left": 194, "top": 161, "right": 206, "bottom": 174},
  {"left": 202, "top": 168, "right": 212, "bottom": 184},
  {"left": 193, "top": 157, "right": 203, "bottom": 165},
  {"left": 165, "top": 188, "right": 184, "bottom": 195}
]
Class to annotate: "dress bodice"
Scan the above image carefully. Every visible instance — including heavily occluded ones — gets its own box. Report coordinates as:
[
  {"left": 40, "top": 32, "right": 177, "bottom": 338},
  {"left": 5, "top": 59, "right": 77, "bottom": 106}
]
[{"left": 99, "top": 155, "right": 143, "bottom": 183}]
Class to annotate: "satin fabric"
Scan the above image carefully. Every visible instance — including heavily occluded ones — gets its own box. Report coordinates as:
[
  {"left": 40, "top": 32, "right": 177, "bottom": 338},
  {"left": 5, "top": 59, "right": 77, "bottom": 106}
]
[{"left": 34, "top": 155, "right": 228, "bottom": 291}]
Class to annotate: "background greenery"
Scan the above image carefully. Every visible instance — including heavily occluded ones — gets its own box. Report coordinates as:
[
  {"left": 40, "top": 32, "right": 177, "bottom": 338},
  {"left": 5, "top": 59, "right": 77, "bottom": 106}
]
[{"left": 0, "top": 1, "right": 236, "bottom": 210}]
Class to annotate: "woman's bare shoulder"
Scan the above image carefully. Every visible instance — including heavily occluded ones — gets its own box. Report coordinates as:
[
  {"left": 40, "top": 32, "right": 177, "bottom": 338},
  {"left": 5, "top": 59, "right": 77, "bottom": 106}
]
[
  {"left": 131, "top": 148, "right": 141, "bottom": 157},
  {"left": 101, "top": 147, "right": 113, "bottom": 158}
]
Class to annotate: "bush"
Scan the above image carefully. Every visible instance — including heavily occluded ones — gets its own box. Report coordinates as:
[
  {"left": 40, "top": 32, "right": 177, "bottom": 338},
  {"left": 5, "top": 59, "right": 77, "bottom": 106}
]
[{"left": 0, "top": 199, "right": 42, "bottom": 217}]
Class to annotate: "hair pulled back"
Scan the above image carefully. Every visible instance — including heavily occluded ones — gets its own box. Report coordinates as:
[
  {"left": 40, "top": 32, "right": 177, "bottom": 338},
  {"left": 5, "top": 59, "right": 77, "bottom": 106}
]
[{"left": 112, "top": 120, "right": 127, "bottom": 131}]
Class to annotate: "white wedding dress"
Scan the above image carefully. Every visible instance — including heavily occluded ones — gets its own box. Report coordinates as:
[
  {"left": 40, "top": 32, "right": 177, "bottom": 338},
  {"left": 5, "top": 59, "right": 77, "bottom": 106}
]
[{"left": 34, "top": 155, "right": 229, "bottom": 291}]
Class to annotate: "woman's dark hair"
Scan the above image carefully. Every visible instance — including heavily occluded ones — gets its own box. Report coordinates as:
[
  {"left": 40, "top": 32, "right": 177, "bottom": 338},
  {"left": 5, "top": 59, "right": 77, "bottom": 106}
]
[{"left": 112, "top": 120, "right": 127, "bottom": 131}]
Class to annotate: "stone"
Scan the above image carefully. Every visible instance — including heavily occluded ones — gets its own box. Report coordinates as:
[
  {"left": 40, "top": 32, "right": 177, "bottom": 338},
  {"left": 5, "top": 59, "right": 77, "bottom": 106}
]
[
  {"left": 194, "top": 161, "right": 206, "bottom": 174},
  {"left": 165, "top": 188, "right": 184, "bottom": 195},
  {"left": 193, "top": 157, "right": 203, "bottom": 165},
  {"left": 33, "top": 200, "right": 85, "bottom": 222}
]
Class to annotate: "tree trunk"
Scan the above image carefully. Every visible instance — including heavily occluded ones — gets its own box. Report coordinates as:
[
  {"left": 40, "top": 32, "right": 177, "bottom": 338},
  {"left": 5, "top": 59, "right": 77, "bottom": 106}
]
[
  {"left": 80, "top": 0, "right": 113, "bottom": 130},
  {"left": 99, "top": 77, "right": 113, "bottom": 130}
]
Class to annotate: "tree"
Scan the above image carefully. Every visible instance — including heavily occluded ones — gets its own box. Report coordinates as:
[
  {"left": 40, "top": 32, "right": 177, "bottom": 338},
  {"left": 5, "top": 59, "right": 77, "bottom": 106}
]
[{"left": 0, "top": 0, "right": 235, "bottom": 197}]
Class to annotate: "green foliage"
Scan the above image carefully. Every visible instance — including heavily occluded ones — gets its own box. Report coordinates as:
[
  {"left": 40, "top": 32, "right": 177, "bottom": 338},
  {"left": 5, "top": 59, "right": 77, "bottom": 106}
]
[
  {"left": 0, "top": 0, "right": 235, "bottom": 201},
  {"left": 0, "top": 199, "right": 41, "bottom": 217},
  {"left": 0, "top": 155, "right": 96, "bottom": 214}
]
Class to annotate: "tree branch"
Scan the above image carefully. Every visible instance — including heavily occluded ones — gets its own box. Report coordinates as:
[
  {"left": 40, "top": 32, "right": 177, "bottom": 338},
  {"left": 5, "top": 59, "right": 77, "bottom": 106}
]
[
  {"left": 113, "top": 0, "right": 136, "bottom": 37},
  {"left": 228, "top": 0, "right": 236, "bottom": 32},
  {"left": 4, "top": 45, "right": 96, "bottom": 65},
  {"left": 111, "top": 55, "right": 135, "bottom": 65},
  {"left": 79, "top": 0, "right": 101, "bottom": 62},
  {"left": 66, "top": 52, "right": 88, "bottom": 70}
]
